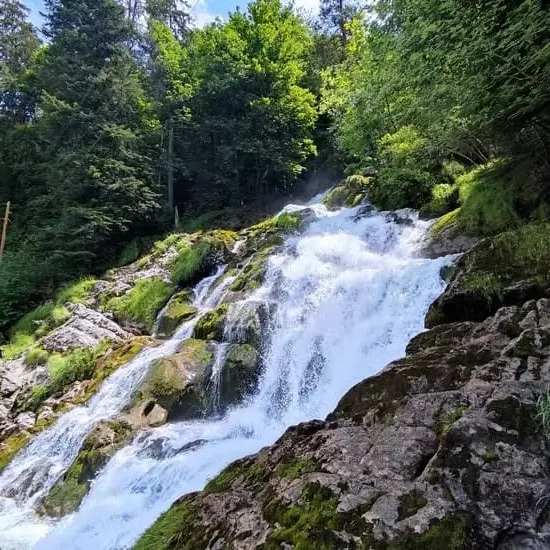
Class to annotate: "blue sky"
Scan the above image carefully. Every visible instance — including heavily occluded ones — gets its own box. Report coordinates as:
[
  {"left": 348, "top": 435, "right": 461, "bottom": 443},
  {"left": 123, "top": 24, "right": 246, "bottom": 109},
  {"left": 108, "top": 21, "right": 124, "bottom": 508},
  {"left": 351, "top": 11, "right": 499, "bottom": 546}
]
[{"left": 25, "top": 0, "right": 319, "bottom": 29}]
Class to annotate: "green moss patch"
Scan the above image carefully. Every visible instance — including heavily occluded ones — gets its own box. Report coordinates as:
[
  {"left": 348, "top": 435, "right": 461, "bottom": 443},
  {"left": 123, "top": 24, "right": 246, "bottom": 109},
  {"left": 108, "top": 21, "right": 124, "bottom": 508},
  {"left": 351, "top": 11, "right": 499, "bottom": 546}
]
[
  {"left": 264, "top": 483, "right": 343, "bottom": 549},
  {"left": 193, "top": 304, "right": 228, "bottom": 340},
  {"left": 0, "top": 433, "right": 30, "bottom": 473},
  {"left": 397, "top": 491, "right": 428, "bottom": 521},
  {"left": 276, "top": 458, "right": 317, "bottom": 479},
  {"left": 157, "top": 291, "right": 197, "bottom": 336},
  {"left": 323, "top": 175, "right": 371, "bottom": 208},
  {"left": 204, "top": 457, "right": 270, "bottom": 494},
  {"left": 105, "top": 277, "right": 174, "bottom": 329}
]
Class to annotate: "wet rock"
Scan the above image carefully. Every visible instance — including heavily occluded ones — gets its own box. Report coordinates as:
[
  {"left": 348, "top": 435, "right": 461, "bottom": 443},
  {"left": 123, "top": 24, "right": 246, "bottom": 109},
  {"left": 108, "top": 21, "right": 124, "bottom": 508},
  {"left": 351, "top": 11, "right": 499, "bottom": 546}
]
[
  {"left": 125, "top": 398, "right": 168, "bottom": 429},
  {"left": 41, "top": 419, "right": 133, "bottom": 517},
  {"left": 41, "top": 304, "right": 130, "bottom": 352},
  {"left": 134, "top": 339, "right": 214, "bottom": 421},
  {"left": 155, "top": 291, "right": 197, "bottom": 337},
  {"left": 224, "top": 300, "right": 275, "bottom": 348},
  {"left": 219, "top": 344, "right": 261, "bottom": 408}
]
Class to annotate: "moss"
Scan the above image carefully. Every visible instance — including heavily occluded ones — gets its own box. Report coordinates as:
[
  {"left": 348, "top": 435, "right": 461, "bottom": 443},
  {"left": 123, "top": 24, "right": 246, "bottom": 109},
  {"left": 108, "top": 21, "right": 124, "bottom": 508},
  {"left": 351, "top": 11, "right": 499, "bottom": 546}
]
[
  {"left": 47, "top": 347, "right": 100, "bottom": 393},
  {"left": 105, "top": 277, "right": 174, "bottom": 329},
  {"left": 437, "top": 406, "right": 468, "bottom": 436},
  {"left": 24, "top": 347, "right": 50, "bottom": 367},
  {"left": 430, "top": 208, "right": 461, "bottom": 237},
  {"left": 230, "top": 247, "right": 275, "bottom": 292},
  {"left": 277, "top": 458, "right": 317, "bottom": 479},
  {"left": 460, "top": 272, "right": 501, "bottom": 297},
  {"left": 42, "top": 419, "right": 132, "bottom": 517},
  {"left": 264, "top": 483, "right": 343, "bottom": 550},
  {"left": 387, "top": 514, "right": 472, "bottom": 549},
  {"left": 55, "top": 277, "right": 97, "bottom": 306},
  {"left": 397, "top": 491, "right": 428, "bottom": 521},
  {"left": 323, "top": 175, "right": 371, "bottom": 208},
  {"left": 204, "top": 457, "right": 270, "bottom": 494},
  {"left": 420, "top": 183, "right": 459, "bottom": 218},
  {"left": 193, "top": 304, "right": 228, "bottom": 340},
  {"left": 457, "top": 160, "right": 521, "bottom": 236},
  {"left": 133, "top": 501, "right": 207, "bottom": 550},
  {"left": 0, "top": 432, "right": 30, "bottom": 473},
  {"left": 139, "top": 339, "right": 213, "bottom": 418},
  {"left": 483, "top": 450, "right": 497, "bottom": 462},
  {"left": 158, "top": 292, "right": 197, "bottom": 336}
]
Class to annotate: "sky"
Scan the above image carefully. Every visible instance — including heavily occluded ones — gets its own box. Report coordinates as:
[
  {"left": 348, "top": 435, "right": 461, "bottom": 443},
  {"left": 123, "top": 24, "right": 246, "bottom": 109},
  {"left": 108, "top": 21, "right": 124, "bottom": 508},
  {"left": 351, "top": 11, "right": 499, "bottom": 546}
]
[{"left": 24, "top": 0, "right": 320, "bottom": 29}]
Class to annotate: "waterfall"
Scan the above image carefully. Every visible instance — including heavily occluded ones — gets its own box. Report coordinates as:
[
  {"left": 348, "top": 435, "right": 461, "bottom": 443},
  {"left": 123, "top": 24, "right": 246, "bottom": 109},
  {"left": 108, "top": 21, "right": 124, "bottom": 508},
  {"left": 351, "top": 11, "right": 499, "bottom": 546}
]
[
  {"left": 0, "top": 199, "right": 453, "bottom": 549},
  {"left": 208, "top": 343, "right": 230, "bottom": 415}
]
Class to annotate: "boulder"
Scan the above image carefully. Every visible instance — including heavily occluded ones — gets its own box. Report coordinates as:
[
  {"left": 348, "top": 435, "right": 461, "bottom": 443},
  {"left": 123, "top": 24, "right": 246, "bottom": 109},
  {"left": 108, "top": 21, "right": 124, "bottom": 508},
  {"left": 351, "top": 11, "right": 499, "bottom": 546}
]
[
  {"left": 155, "top": 291, "right": 197, "bottom": 337},
  {"left": 219, "top": 344, "right": 261, "bottom": 408},
  {"left": 41, "top": 304, "right": 130, "bottom": 352},
  {"left": 136, "top": 280, "right": 550, "bottom": 549},
  {"left": 135, "top": 339, "right": 214, "bottom": 421},
  {"left": 223, "top": 300, "right": 274, "bottom": 348}
]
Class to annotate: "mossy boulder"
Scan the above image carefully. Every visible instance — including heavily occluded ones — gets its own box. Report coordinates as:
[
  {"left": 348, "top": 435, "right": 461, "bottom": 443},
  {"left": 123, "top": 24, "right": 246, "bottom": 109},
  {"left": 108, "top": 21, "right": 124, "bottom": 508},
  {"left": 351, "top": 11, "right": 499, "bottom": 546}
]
[
  {"left": 156, "top": 292, "right": 197, "bottom": 337},
  {"left": 223, "top": 300, "right": 274, "bottom": 348},
  {"left": 136, "top": 339, "right": 214, "bottom": 420},
  {"left": 322, "top": 175, "right": 371, "bottom": 209},
  {"left": 219, "top": 344, "right": 261, "bottom": 407},
  {"left": 41, "top": 419, "right": 132, "bottom": 517},
  {"left": 426, "top": 224, "right": 550, "bottom": 327},
  {"left": 193, "top": 304, "right": 228, "bottom": 341}
]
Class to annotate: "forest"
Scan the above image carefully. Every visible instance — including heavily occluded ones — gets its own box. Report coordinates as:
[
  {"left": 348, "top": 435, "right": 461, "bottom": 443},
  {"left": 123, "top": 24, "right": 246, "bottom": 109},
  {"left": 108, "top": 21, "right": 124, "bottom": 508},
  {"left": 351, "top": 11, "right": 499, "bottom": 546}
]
[{"left": 0, "top": 0, "right": 549, "bottom": 335}]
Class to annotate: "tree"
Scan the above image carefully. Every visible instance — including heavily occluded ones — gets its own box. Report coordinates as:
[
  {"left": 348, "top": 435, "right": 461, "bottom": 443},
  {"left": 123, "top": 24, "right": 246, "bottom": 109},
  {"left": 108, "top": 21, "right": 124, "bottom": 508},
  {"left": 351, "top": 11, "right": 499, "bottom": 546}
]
[
  {"left": 145, "top": 0, "right": 190, "bottom": 41},
  {"left": 24, "top": 0, "right": 161, "bottom": 272},
  {"left": 0, "top": 0, "right": 40, "bottom": 121},
  {"left": 319, "top": 0, "right": 361, "bottom": 45}
]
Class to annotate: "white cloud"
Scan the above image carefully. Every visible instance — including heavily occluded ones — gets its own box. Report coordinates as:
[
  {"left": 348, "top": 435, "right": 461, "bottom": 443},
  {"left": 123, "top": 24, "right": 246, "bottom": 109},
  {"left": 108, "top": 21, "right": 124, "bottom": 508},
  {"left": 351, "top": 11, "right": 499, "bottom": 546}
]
[
  {"left": 191, "top": 0, "right": 221, "bottom": 28},
  {"left": 292, "top": 0, "right": 320, "bottom": 14}
]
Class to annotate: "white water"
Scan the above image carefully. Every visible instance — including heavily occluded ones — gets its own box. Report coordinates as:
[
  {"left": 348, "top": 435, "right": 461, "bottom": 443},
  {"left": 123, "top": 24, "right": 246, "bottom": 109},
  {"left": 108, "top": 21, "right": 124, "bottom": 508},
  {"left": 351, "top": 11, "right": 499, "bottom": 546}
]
[{"left": 0, "top": 200, "right": 453, "bottom": 549}]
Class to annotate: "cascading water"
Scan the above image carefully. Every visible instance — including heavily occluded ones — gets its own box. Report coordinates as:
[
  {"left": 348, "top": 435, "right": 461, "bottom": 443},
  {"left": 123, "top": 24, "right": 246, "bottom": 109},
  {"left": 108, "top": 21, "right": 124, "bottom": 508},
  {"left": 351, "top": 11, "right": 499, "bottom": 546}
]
[{"left": 0, "top": 198, "right": 453, "bottom": 550}]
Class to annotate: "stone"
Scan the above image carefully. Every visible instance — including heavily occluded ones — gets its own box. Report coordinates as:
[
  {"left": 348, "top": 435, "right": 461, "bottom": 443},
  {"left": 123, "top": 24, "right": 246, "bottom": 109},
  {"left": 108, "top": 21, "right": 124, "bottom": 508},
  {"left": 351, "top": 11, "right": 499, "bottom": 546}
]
[
  {"left": 134, "top": 339, "right": 214, "bottom": 421},
  {"left": 224, "top": 300, "right": 275, "bottom": 348},
  {"left": 219, "top": 344, "right": 261, "bottom": 408},
  {"left": 41, "top": 304, "right": 130, "bottom": 352}
]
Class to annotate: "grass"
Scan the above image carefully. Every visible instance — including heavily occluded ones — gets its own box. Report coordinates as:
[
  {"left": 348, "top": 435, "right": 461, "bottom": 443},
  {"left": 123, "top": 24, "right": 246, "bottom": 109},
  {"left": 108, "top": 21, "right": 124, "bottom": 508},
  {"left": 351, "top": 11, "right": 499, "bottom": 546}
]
[
  {"left": 55, "top": 277, "right": 97, "bottom": 306},
  {"left": 460, "top": 272, "right": 501, "bottom": 297},
  {"left": 276, "top": 458, "right": 317, "bottom": 479},
  {"left": 47, "top": 347, "right": 101, "bottom": 391},
  {"left": 25, "top": 347, "right": 49, "bottom": 367},
  {"left": 105, "top": 277, "right": 174, "bottom": 328},
  {"left": 420, "top": 183, "right": 458, "bottom": 217},
  {"left": 536, "top": 388, "right": 550, "bottom": 434},
  {"left": 457, "top": 160, "right": 521, "bottom": 236},
  {"left": 171, "top": 242, "right": 214, "bottom": 287}
]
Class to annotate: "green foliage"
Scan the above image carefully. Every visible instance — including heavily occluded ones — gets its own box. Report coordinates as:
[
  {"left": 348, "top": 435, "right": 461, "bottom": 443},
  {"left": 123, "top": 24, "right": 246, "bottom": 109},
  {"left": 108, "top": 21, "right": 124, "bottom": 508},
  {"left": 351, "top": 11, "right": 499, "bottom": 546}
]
[
  {"left": 265, "top": 483, "right": 342, "bottom": 549},
  {"left": 536, "top": 388, "right": 550, "bottom": 435},
  {"left": 457, "top": 162, "right": 521, "bottom": 236},
  {"left": 106, "top": 277, "right": 174, "bottom": 328},
  {"left": 25, "top": 347, "right": 49, "bottom": 367},
  {"left": 171, "top": 242, "right": 214, "bottom": 287},
  {"left": 420, "top": 183, "right": 458, "bottom": 218},
  {"left": 276, "top": 458, "right": 317, "bottom": 479},
  {"left": 55, "top": 278, "right": 97, "bottom": 306},
  {"left": 47, "top": 348, "right": 98, "bottom": 391}
]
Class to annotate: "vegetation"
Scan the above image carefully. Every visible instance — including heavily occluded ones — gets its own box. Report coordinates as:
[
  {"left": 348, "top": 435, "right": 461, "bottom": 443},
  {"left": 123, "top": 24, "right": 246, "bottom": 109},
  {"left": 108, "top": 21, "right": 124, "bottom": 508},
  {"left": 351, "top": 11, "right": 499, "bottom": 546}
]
[{"left": 105, "top": 277, "right": 174, "bottom": 328}]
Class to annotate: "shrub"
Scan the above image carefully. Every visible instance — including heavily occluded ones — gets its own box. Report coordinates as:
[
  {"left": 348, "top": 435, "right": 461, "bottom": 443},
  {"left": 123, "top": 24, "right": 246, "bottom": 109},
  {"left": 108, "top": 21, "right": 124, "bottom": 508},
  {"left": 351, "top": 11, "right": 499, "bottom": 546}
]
[
  {"left": 420, "top": 183, "right": 459, "bottom": 218},
  {"left": 47, "top": 347, "right": 98, "bottom": 392},
  {"left": 105, "top": 277, "right": 174, "bottom": 328},
  {"left": 371, "top": 166, "right": 435, "bottom": 210},
  {"left": 25, "top": 347, "right": 50, "bottom": 367}
]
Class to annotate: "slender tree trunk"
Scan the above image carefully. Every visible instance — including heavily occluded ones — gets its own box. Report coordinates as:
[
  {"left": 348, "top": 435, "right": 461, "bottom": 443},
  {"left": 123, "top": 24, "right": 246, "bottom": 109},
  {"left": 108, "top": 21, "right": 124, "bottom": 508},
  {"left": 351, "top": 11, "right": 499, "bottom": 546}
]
[
  {"left": 167, "top": 118, "right": 175, "bottom": 214},
  {"left": 0, "top": 201, "right": 10, "bottom": 261}
]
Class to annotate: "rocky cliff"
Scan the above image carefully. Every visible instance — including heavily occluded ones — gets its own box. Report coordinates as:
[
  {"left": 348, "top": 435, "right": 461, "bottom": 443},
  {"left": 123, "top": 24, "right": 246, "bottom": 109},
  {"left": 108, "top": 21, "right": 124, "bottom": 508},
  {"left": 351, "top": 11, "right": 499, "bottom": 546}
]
[{"left": 135, "top": 224, "right": 550, "bottom": 549}]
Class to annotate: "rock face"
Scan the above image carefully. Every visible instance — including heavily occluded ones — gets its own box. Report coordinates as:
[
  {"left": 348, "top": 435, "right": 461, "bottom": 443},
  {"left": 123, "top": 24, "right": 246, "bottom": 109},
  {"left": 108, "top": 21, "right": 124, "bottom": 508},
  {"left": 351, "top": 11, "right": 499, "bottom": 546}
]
[
  {"left": 219, "top": 344, "right": 261, "bottom": 407},
  {"left": 41, "top": 304, "right": 130, "bottom": 352},
  {"left": 136, "top": 232, "right": 550, "bottom": 550}
]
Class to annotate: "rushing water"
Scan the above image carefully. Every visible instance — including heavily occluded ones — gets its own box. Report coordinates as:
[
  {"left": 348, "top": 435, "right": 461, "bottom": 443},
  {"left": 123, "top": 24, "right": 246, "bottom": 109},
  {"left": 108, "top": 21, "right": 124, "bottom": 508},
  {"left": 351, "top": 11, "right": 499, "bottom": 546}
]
[{"left": 0, "top": 199, "right": 453, "bottom": 549}]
